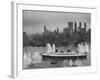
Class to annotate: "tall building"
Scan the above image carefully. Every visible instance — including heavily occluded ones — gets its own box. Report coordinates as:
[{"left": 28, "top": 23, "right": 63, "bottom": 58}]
[
  {"left": 23, "top": 32, "right": 29, "bottom": 46},
  {"left": 68, "top": 22, "right": 73, "bottom": 33},
  {"left": 78, "top": 22, "right": 82, "bottom": 31},
  {"left": 44, "top": 25, "right": 47, "bottom": 32},
  {"left": 23, "top": 32, "right": 27, "bottom": 39},
  {"left": 57, "top": 28, "right": 59, "bottom": 33},
  {"left": 74, "top": 22, "right": 77, "bottom": 32},
  {"left": 63, "top": 27, "right": 68, "bottom": 33},
  {"left": 84, "top": 22, "right": 87, "bottom": 31}
]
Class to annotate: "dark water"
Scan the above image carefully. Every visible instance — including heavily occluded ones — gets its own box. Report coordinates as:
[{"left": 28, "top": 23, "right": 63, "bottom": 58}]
[{"left": 23, "top": 46, "right": 91, "bottom": 69}]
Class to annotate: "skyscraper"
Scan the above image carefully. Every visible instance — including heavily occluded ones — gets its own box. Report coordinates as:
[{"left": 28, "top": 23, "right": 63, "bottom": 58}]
[
  {"left": 57, "top": 28, "right": 59, "bottom": 33},
  {"left": 78, "top": 22, "right": 82, "bottom": 31},
  {"left": 84, "top": 22, "right": 87, "bottom": 31},
  {"left": 44, "top": 25, "right": 47, "bottom": 32},
  {"left": 68, "top": 22, "right": 73, "bottom": 33},
  {"left": 74, "top": 22, "right": 77, "bottom": 32}
]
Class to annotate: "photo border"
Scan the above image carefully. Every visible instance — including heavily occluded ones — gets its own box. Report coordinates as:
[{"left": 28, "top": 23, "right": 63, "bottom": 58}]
[{"left": 11, "top": 2, "right": 97, "bottom": 78}]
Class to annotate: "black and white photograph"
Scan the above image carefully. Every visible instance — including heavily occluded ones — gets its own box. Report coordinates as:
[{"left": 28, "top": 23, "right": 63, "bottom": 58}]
[{"left": 23, "top": 10, "right": 91, "bottom": 69}]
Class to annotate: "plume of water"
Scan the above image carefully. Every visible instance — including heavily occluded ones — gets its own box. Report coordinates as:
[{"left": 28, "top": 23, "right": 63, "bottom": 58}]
[
  {"left": 32, "top": 52, "right": 42, "bottom": 64},
  {"left": 47, "top": 43, "right": 53, "bottom": 53},
  {"left": 52, "top": 43, "right": 56, "bottom": 53}
]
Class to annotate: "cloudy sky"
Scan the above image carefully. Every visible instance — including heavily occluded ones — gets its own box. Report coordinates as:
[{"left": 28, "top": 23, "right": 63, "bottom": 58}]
[{"left": 23, "top": 10, "right": 91, "bottom": 34}]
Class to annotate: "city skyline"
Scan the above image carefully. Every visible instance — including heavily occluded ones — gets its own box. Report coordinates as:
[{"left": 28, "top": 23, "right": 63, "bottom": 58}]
[
  {"left": 43, "top": 21, "right": 88, "bottom": 33},
  {"left": 23, "top": 10, "right": 91, "bottom": 34}
]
